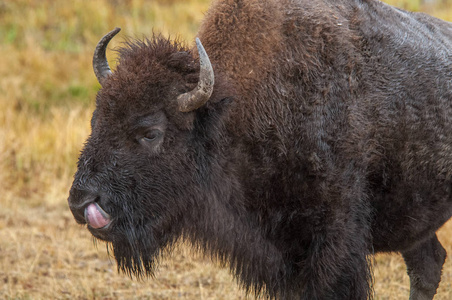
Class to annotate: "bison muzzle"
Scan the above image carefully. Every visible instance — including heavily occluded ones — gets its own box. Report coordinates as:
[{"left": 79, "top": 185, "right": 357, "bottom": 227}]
[{"left": 68, "top": 0, "right": 452, "bottom": 299}]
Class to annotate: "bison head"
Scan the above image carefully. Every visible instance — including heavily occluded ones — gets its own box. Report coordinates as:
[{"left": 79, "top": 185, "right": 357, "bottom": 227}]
[{"left": 67, "top": 28, "right": 233, "bottom": 277}]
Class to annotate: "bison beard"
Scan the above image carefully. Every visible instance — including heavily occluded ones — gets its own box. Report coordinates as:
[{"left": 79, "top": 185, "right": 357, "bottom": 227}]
[{"left": 68, "top": 0, "right": 452, "bottom": 299}]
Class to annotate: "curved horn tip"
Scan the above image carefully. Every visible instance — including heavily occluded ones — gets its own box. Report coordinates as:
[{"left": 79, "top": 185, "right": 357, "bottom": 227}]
[
  {"left": 177, "top": 37, "right": 215, "bottom": 112},
  {"left": 93, "top": 27, "right": 122, "bottom": 86}
]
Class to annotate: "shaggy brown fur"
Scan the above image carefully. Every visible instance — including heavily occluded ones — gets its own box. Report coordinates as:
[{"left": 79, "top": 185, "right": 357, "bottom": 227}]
[{"left": 69, "top": 0, "right": 452, "bottom": 299}]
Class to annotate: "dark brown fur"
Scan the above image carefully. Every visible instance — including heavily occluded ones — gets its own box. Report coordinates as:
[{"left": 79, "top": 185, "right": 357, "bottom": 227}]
[{"left": 69, "top": 0, "right": 452, "bottom": 299}]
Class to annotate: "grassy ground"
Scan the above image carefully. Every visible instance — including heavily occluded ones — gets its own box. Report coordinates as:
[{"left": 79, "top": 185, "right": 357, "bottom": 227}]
[{"left": 0, "top": 0, "right": 451, "bottom": 299}]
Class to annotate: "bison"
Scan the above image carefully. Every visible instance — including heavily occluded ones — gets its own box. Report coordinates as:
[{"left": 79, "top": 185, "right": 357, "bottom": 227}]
[{"left": 68, "top": 0, "right": 452, "bottom": 299}]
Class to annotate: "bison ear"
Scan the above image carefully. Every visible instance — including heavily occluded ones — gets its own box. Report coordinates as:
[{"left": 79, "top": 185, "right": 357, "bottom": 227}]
[{"left": 177, "top": 38, "right": 215, "bottom": 113}]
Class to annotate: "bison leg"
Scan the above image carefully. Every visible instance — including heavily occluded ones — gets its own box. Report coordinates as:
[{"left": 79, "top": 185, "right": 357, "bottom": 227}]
[
  {"left": 401, "top": 234, "right": 447, "bottom": 300},
  {"left": 322, "top": 252, "right": 371, "bottom": 300},
  {"left": 301, "top": 209, "right": 373, "bottom": 299}
]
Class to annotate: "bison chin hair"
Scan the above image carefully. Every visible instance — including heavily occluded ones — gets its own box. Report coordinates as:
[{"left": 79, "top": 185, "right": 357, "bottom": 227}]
[
  {"left": 107, "top": 227, "right": 170, "bottom": 278},
  {"left": 106, "top": 211, "right": 181, "bottom": 279},
  {"left": 110, "top": 230, "right": 157, "bottom": 278}
]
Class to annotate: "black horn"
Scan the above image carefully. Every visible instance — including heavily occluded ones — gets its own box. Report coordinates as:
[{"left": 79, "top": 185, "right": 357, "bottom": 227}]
[
  {"left": 178, "top": 38, "right": 215, "bottom": 112},
  {"left": 93, "top": 27, "right": 121, "bottom": 86}
]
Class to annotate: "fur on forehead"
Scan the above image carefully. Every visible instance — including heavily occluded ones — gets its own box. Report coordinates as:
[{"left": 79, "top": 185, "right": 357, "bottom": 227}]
[
  {"left": 97, "top": 34, "right": 200, "bottom": 128},
  {"left": 116, "top": 35, "right": 198, "bottom": 78}
]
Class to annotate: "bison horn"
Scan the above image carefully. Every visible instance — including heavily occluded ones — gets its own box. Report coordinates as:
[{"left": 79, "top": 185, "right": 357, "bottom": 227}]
[
  {"left": 177, "top": 38, "right": 215, "bottom": 112},
  {"left": 93, "top": 27, "right": 121, "bottom": 86}
]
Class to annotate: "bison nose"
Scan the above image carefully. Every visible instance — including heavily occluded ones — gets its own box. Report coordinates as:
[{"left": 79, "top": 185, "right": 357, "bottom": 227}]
[
  {"left": 68, "top": 188, "right": 112, "bottom": 229},
  {"left": 68, "top": 188, "right": 99, "bottom": 225}
]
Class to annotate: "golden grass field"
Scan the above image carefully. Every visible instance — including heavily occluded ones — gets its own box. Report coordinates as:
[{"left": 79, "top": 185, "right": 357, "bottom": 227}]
[{"left": 0, "top": 0, "right": 451, "bottom": 299}]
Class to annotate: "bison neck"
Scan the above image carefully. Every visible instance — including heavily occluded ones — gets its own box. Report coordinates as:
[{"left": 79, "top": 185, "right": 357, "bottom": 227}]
[{"left": 184, "top": 177, "right": 289, "bottom": 297}]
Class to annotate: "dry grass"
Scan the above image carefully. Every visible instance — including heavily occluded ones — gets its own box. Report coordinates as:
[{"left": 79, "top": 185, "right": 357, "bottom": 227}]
[{"left": 0, "top": 0, "right": 451, "bottom": 299}]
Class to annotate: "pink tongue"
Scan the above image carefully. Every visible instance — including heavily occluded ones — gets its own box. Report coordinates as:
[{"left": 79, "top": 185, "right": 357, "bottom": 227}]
[{"left": 85, "top": 203, "right": 111, "bottom": 229}]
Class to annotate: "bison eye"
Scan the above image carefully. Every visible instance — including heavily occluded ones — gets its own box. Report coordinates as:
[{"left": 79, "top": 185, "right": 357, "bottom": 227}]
[
  {"left": 133, "top": 112, "right": 167, "bottom": 149},
  {"left": 140, "top": 129, "right": 162, "bottom": 143},
  {"left": 136, "top": 129, "right": 164, "bottom": 150}
]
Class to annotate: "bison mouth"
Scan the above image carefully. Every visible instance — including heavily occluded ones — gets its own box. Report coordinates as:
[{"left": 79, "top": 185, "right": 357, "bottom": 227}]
[
  {"left": 67, "top": 188, "right": 113, "bottom": 240},
  {"left": 84, "top": 202, "right": 111, "bottom": 229},
  {"left": 69, "top": 189, "right": 169, "bottom": 277}
]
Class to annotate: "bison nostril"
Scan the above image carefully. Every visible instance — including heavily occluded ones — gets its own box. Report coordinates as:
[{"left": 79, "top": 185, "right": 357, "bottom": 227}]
[{"left": 68, "top": 188, "right": 103, "bottom": 225}]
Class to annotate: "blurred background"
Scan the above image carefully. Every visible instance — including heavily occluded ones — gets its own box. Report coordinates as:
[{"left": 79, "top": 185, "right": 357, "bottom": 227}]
[{"left": 0, "top": 0, "right": 451, "bottom": 299}]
